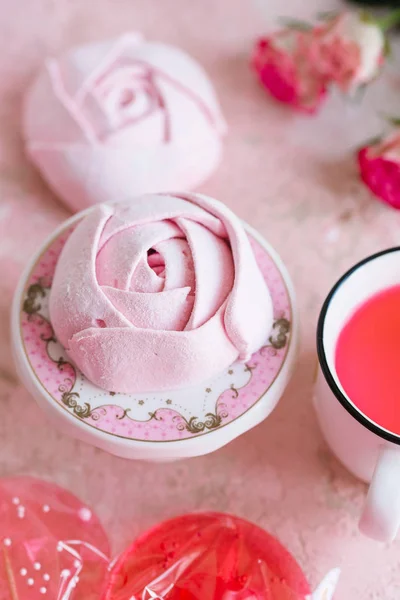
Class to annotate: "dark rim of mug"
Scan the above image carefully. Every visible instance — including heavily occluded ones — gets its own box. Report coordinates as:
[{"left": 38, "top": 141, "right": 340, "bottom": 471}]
[{"left": 316, "top": 246, "right": 400, "bottom": 446}]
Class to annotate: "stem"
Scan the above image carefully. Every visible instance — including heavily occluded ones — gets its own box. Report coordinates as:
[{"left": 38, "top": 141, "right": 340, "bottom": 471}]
[
  {"left": 2, "top": 547, "right": 19, "bottom": 600},
  {"left": 376, "top": 9, "right": 400, "bottom": 31}
]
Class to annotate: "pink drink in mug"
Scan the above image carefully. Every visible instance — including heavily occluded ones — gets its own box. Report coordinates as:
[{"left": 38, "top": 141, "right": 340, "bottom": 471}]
[
  {"left": 335, "top": 285, "right": 400, "bottom": 435},
  {"left": 315, "top": 248, "right": 400, "bottom": 542}
]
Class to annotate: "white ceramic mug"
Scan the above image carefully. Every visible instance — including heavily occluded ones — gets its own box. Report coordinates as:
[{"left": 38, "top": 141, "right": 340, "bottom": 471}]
[{"left": 314, "top": 247, "right": 400, "bottom": 542}]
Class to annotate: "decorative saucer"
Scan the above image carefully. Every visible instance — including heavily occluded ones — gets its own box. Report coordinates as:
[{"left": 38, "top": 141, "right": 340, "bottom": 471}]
[{"left": 12, "top": 214, "right": 297, "bottom": 461}]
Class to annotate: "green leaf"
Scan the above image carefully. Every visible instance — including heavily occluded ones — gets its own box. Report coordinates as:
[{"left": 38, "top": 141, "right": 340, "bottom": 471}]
[
  {"left": 359, "top": 10, "right": 375, "bottom": 24},
  {"left": 316, "top": 10, "right": 338, "bottom": 21},
  {"left": 376, "top": 8, "right": 400, "bottom": 31},
  {"left": 356, "top": 136, "right": 382, "bottom": 152},
  {"left": 278, "top": 17, "right": 312, "bottom": 31},
  {"left": 381, "top": 113, "right": 400, "bottom": 127},
  {"left": 348, "top": 83, "right": 368, "bottom": 104},
  {"left": 384, "top": 36, "right": 392, "bottom": 58}
]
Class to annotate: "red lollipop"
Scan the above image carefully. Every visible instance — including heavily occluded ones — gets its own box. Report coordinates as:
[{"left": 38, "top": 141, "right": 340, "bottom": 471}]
[
  {"left": 0, "top": 477, "right": 110, "bottom": 600},
  {"left": 103, "top": 512, "right": 338, "bottom": 600}
]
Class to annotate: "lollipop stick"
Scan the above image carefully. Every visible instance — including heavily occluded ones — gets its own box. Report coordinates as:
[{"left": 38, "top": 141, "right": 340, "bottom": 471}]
[{"left": 2, "top": 546, "right": 19, "bottom": 600}]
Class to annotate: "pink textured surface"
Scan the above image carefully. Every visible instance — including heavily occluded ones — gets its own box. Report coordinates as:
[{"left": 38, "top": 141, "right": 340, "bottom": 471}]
[{"left": 1, "top": 0, "right": 400, "bottom": 598}]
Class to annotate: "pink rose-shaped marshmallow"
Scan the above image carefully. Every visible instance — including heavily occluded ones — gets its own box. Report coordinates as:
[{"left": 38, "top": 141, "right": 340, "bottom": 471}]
[
  {"left": 252, "top": 30, "right": 327, "bottom": 114},
  {"left": 49, "top": 193, "right": 273, "bottom": 393},
  {"left": 23, "top": 34, "right": 226, "bottom": 212},
  {"left": 358, "top": 131, "right": 400, "bottom": 209}
]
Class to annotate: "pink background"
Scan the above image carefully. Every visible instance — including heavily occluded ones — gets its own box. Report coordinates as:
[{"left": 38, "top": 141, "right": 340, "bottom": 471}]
[{"left": 1, "top": 0, "right": 400, "bottom": 597}]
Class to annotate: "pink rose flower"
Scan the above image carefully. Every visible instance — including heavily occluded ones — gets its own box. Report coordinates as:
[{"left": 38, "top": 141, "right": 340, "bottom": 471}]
[
  {"left": 358, "top": 131, "right": 400, "bottom": 209},
  {"left": 49, "top": 193, "right": 273, "bottom": 393},
  {"left": 252, "top": 30, "right": 327, "bottom": 114},
  {"left": 23, "top": 34, "right": 226, "bottom": 212},
  {"left": 310, "top": 12, "right": 385, "bottom": 92}
]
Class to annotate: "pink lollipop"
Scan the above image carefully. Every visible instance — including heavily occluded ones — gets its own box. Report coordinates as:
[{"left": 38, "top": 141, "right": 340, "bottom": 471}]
[
  {"left": 103, "top": 512, "right": 339, "bottom": 600},
  {"left": 0, "top": 477, "right": 110, "bottom": 600}
]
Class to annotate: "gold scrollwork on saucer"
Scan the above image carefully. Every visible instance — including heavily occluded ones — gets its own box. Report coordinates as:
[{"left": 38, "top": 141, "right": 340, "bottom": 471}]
[
  {"left": 23, "top": 279, "right": 47, "bottom": 318},
  {"left": 230, "top": 384, "right": 239, "bottom": 399},
  {"left": 59, "top": 379, "right": 92, "bottom": 419},
  {"left": 269, "top": 317, "right": 290, "bottom": 349},
  {"left": 173, "top": 403, "right": 229, "bottom": 434},
  {"left": 261, "top": 316, "right": 291, "bottom": 356}
]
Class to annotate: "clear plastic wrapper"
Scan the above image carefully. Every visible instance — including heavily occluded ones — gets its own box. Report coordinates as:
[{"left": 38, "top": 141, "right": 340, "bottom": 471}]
[
  {"left": 0, "top": 480, "right": 338, "bottom": 600},
  {"left": 0, "top": 477, "right": 110, "bottom": 600},
  {"left": 102, "top": 512, "right": 339, "bottom": 600}
]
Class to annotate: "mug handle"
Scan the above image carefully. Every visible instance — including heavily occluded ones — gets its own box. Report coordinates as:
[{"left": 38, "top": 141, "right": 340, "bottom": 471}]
[{"left": 359, "top": 446, "right": 400, "bottom": 541}]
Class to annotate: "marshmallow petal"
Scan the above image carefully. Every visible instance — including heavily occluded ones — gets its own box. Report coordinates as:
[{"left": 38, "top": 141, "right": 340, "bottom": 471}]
[
  {"left": 101, "top": 286, "right": 194, "bottom": 330},
  {"left": 68, "top": 308, "right": 237, "bottom": 393},
  {"left": 179, "top": 193, "right": 274, "bottom": 359}
]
